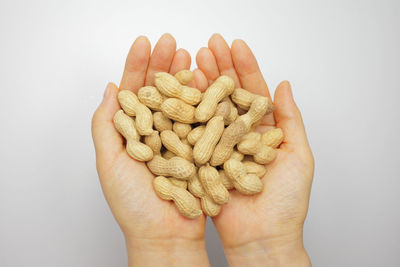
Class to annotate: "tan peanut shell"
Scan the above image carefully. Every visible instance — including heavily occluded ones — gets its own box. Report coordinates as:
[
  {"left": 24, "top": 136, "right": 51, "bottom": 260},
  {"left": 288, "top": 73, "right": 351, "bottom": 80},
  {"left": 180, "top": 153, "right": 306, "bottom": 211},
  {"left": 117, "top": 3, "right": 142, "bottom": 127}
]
[
  {"left": 243, "top": 161, "right": 267, "bottom": 178},
  {"left": 215, "top": 98, "right": 238, "bottom": 125},
  {"left": 261, "top": 128, "right": 284, "bottom": 148},
  {"left": 147, "top": 155, "right": 195, "bottom": 180},
  {"left": 118, "top": 90, "right": 153, "bottom": 135},
  {"left": 231, "top": 88, "right": 258, "bottom": 110},
  {"left": 144, "top": 131, "right": 162, "bottom": 154},
  {"left": 138, "top": 86, "right": 164, "bottom": 111},
  {"left": 188, "top": 172, "right": 221, "bottom": 217},
  {"left": 198, "top": 164, "right": 229, "bottom": 205},
  {"left": 155, "top": 72, "right": 201, "bottom": 105},
  {"left": 237, "top": 138, "right": 277, "bottom": 164},
  {"left": 219, "top": 170, "right": 234, "bottom": 190},
  {"left": 173, "top": 122, "right": 192, "bottom": 139},
  {"left": 162, "top": 150, "right": 176, "bottom": 160},
  {"left": 195, "top": 76, "right": 235, "bottom": 122},
  {"left": 113, "top": 110, "right": 153, "bottom": 161},
  {"left": 161, "top": 98, "right": 196, "bottom": 123},
  {"left": 153, "top": 176, "right": 202, "bottom": 219},
  {"left": 174, "top": 70, "right": 194, "bottom": 85},
  {"left": 153, "top": 112, "right": 173, "bottom": 132},
  {"left": 160, "top": 130, "right": 193, "bottom": 162},
  {"left": 187, "top": 125, "right": 206, "bottom": 145},
  {"left": 193, "top": 116, "right": 225, "bottom": 165},
  {"left": 169, "top": 177, "right": 188, "bottom": 189},
  {"left": 230, "top": 150, "right": 244, "bottom": 161},
  {"left": 224, "top": 159, "right": 263, "bottom": 195}
]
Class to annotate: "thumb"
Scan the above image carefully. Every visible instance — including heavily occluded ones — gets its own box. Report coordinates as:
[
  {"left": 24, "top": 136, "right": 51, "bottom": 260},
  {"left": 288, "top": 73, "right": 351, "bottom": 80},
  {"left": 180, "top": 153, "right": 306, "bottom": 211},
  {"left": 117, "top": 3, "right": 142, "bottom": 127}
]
[
  {"left": 91, "top": 82, "right": 123, "bottom": 166},
  {"left": 273, "top": 81, "right": 310, "bottom": 151}
]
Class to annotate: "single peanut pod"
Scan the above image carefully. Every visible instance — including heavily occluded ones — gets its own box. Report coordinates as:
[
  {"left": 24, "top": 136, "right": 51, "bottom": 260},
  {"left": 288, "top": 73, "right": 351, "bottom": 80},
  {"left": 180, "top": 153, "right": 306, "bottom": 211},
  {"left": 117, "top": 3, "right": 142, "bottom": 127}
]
[
  {"left": 188, "top": 172, "right": 221, "bottom": 217},
  {"left": 138, "top": 86, "right": 164, "bottom": 111},
  {"left": 224, "top": 159, "right": 263, "bottom": 195},
  {"left": 169, "top": 177, "right": 188, "bottom": 189},
  {"left": 160, "top": 130, "right": 193, "bottom": 162},
  {"left": 231, "top": 88, "right": 258, "bottom": 110},
  {"left": 211, "top": 97, "right": 272, "bottom": 166},
  {"left": 162, "top": 150, "right": 176, "bottom": 160},
  {"left": 155, "top": 72, "right": 201, "bottom": 105},
  {"left": 147, "top": 155, "right": 196, "bottom": 180},
  {"left": 219, "top": 169, "right": 234, "bottom": 190},
  {"left": 198, "top": 164, "right": 229, "bottom": 205},
  {"left": 144, "top": 131, "right": 162, "bottom": 154},
  {"left": 113, "top": 110, "right": 153, "bottom": 161},
  {"left": 187, "top": 125, "right": 206, "bottom": 145},
  {"left": 174, "top": 70, "right": 194, "bottom": 85},
  {"left": 215, "top": 98, "right": 238, "bottom": 125},
  {"left": 153, "top": 112, "right": 173, "bottom": 132},
  {"left": 153, "top": 176, "right": 202, "bottom": 219},
  {"left": 261, "top": 128, "right": 284, "bottom": 148},
  {"left": 161, "top": 98, "right": 196, "bottom": 123},
  {"left": 173, "top": 122, "right": 192, "bottom": 139},
  {"left": 237, "top": 138, "right": 277, "bottom": 165},
  {"left": 193, "top": 116, "right": 225, "bottom": 165},
  {"left": 118, "top": 90, "right": 153, "bottom": 135},
  {"left": 243, "top": 161, "right": 267, "bottom": 178},
  {"left": 195, "top": 76, "right": 235, "bottom": 122}
]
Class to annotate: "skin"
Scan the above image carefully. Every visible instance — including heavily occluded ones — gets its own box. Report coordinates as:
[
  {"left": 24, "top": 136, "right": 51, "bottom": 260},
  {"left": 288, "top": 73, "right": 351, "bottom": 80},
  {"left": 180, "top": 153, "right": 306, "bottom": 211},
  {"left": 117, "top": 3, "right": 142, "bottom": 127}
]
[{"left": 92, "top": 33, "right": 314, "bottom": 267}]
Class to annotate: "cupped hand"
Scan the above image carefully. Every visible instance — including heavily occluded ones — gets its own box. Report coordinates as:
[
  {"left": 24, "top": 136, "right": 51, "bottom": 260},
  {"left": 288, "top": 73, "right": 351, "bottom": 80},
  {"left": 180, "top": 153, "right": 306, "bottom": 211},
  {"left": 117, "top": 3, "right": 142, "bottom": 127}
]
[
  {"left": 91, "top": 34, "right": 209, "bottom": 267},
  {"left": 195, "top": 34, "right": 314, "bottom": 266}
]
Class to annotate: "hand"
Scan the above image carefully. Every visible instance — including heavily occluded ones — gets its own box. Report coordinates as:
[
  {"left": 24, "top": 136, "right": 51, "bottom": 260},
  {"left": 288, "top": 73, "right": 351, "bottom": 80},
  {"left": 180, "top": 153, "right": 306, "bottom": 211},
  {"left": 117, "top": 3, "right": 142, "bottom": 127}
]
[
  {"left": 194, "top": 34, "right": 314, "bottom": 266},
  {"left": 91, "top": 34, "right": 210, "bottom": 267}
]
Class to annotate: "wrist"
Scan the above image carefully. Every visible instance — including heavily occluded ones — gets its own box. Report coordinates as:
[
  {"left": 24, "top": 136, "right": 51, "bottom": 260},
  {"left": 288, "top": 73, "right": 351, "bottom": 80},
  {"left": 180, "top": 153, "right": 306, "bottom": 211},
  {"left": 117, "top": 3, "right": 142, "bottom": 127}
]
[
  {"left": 125, "top": 236, "right": 210, "bottom": 267},
  {"left": 223, "top": 233, "right": 311, "bottom": 267}
]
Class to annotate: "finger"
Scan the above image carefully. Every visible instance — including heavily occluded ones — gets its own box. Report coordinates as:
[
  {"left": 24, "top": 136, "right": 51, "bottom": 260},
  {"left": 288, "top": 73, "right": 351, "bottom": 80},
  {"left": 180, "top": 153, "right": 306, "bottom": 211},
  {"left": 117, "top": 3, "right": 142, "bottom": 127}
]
[
  {"left": 120, "top": 36, "right": 151, "bottom": 92},
  {"left": 145, "top": 33, "right": 177, "bottom": 85},
  {"left": 196, "top": 47, "right": 220, "bottom": 84},
  {"left": 273, "top": 81, "right": 310, "bottom": 150},
  {"left": 169, "top": 48, "right": 191, "bottom": 75},
  {"left": 91, "top": 83, "right": 124, "bottom": 166},
  {"left": 192, "top": 68, "right": 209, "bottom": 92},
  {"left": 208, "top": 33, "right": 241, "bottom": 87},
  {"left": 231, "top": 39, "right": 271, "bottom": 98}
]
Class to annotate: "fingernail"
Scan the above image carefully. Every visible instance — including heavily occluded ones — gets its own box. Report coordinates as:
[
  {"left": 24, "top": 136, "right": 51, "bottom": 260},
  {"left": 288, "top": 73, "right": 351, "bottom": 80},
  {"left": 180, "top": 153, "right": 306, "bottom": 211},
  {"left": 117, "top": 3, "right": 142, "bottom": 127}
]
[{"left": 104, "top": 83, "right": 112, "bottom": 98}]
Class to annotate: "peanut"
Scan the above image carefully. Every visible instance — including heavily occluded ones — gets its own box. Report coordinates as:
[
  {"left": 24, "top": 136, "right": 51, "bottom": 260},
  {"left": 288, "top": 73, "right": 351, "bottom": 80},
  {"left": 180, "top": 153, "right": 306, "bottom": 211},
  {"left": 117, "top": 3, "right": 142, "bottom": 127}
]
[
  {"left": 230, "top": 150, "right": 244, "bottom": 161},
  {"left": 147, "top": 155, "right": 195, "bottom": 180},
  {"left": 144, "top": 131, "right": 162, "bottom": 154},
  {"left": 198, "top": 164, "right": 229, "bottom": 205},
  {"left": 174, "top": 70, "right": 194, "bottom": 85},
  {"left": 153, "top": 176, "right": 202, "bottom": 219},
  {"left": 215, "top": 98, "right": 238, "bottom": 125},
  {"left": 113, "top": 110, "right": 153, "bottom": 161},
  {"left": 118, "top": 90, "right": 153, "bottom": 135},
  {"left": 237, "top": 138, "right": 277, "bottom": 164},
  {"left": 224, "top": 159, "right": 263, "bottom": 195},
  {"left": 162, "top": 150, "right": 176, "bottom": 160},
  {"left": 138, "top": 86, "right": 164, "bottom": 111},
  {"left": 153, "top": 112, "right": 173, "bottom": 132},
  {"left": 243, "top": 161, "right": 267, "bottom": 178},
  {"left": 160, "top": 130, "right": 193, "bottom": 162},
  {"left": 161, "top": 98, "right": 196, "bottom": 123},
  {"left": 219, "top": 169, "right": 234, "bottom": 190},
  {"left": 173, "top": 122, "right": 192, "bottom": 139},
  {"left": 231, "top": 88, "right": 258, "bottom": 110},
  {"left": 155, "top": 72, "right": 201, "bottom": 105},
  {"left": 193, "top": 116, "right": 224, "bottom": 165},
  {"left": 169, "top": 177, "right": 188, "bottom": 189},
  {"left": 195, "top": 76, "right": 235, "bottom": 122},
  {"left": 187, "top": 125, "right": 206, "bottom": 145},
  {"left": 261, "top": 128, "right": 284, "bottom": 148}
]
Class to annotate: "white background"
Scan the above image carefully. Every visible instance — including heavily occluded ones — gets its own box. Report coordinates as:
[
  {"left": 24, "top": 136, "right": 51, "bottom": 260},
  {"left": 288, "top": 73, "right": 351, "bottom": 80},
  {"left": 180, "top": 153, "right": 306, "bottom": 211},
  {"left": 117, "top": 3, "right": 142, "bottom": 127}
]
[{"left": 1, "top": 0, "right": 399, "bottom": 266}]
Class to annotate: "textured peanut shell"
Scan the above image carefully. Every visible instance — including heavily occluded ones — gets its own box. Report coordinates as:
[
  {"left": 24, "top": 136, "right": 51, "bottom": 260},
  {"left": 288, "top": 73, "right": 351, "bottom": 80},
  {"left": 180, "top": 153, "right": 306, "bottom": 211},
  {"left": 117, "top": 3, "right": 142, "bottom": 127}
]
[
  {"left": 230, "top": 150, "right": 244, "bottom": 161},
  {"left": 138, "top": 86, "right": 164, "bottom": 111},
  {"left": 169, "top": 177, "right": 188, "bottom": 189},
  {"left": 173, "top": 122, "right": 192, "bottom": 139},
  {"left": 155, "top": 72, "right": 201, "bottom": 105},
  {"left": 161, "top": 98, "right": 196, "bottom": 123},
  {"left": 243, "top": 161, "right": 267, "bottom": 178},
  {"left": 215, "top": 98, "right": 238, "bottom": 125},
  {"left": 219, "top": 170, "right": 234, "bottom": 190},
  {"left": 113, "top": 110, "right": 153, "bottom": 161},
  {"left": 231, "top": 88, "right": 258, "bottom": 110},
  {"left": 144, "top": 131, "right": 162, "bottom": 154},
  {"left": 195, "top": 76, "right": 235, "bottom": 122},
  {"left": 187, "top": 125, "right": 206, "bottom": 145},
  {"left": 261, "top": 128, "right": 284, "bottom": 148},
  {"left": 162, "top": 150, "right": 176, "bottom": 160},
  {"left": 193, "top": 116, "right": 224, "bottom": 165},
  {"left": 153, "top": 176, "right": 202, "bottom": 219},
  {"left": 147, "top": 155, "right": 195, "bottom": 180},
  {"left": 174, "top": 70, "right": 194, "bottom": 85},
  {"left": 224, "top": 159, "right": 263, "bottom": 195},
  {"left": 153, "top": 112, "right": 172, "bottom": 132},
  {"left": 237, "top": 138, "right": 277, "bottom": 164},
  {"left": 118, "top": 90, "right": 153, "bottom": 135},
  {"left": 241, "top": 131, "right": 261, "bottom": 141},
  {"left": 160, "top": 130, "right": 193, "bottom": 162},
  {"left": 198, "top": 165, "right": 229, "bottom": 205}
]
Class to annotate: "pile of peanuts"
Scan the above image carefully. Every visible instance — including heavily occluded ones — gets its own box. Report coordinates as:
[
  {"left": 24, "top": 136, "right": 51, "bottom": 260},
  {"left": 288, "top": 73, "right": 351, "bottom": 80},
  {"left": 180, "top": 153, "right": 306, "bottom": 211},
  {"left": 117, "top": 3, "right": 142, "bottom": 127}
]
[{"left": 113, "top": 70, "right": 284, "bottom": 219}]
